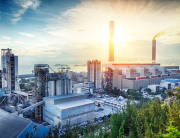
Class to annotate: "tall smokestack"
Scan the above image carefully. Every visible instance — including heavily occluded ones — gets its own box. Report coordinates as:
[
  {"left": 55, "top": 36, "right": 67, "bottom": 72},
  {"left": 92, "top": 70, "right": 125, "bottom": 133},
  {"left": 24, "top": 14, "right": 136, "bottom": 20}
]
[
  {"left": 109, "top": 21, "right": 114, "bottom": 62},
  {"left": 152, "top": 39, "right": 156, "bottom": 63}
]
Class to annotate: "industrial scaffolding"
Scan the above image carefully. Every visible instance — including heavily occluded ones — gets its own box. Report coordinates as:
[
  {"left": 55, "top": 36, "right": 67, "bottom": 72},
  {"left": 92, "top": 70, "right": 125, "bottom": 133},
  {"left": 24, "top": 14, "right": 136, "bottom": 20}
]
[{"left": 34, "top": 64, "right": 49, "bottom": 122}]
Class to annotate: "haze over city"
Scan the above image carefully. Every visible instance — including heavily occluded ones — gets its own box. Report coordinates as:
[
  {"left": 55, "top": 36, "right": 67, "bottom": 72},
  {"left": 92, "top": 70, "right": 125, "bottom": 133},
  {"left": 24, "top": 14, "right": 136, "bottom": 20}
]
[{"left": 0, "top": 0, "right": 180, "bottom": 74}]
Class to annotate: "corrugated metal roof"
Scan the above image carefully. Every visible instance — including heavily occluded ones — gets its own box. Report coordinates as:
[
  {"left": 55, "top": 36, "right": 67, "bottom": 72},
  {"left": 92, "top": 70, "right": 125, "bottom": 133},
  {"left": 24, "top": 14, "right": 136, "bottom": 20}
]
[{"left": 0, "top": 109, "right": 31, "bottom": 138}]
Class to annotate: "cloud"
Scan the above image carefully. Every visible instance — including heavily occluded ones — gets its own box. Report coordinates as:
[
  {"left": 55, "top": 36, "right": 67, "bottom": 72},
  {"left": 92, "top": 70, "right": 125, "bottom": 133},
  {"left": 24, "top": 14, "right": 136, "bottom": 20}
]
[
  {"left": 19, "top": 32, "right": 35, "bottom": 37},
  {"left": 0, "top": 41, "right": 11, "bottom": 45},
  {"left": 3, "top": 36, "right": 11, "bottom": 40},
  {"left": 10, "top": 17, "right": 22, "bottom": 24},
  {"left": 12, "top": 0, "right": 41, "bottom": 24},
  {"left": 45, "top": 0, "right": 180, "bottom": 44}
]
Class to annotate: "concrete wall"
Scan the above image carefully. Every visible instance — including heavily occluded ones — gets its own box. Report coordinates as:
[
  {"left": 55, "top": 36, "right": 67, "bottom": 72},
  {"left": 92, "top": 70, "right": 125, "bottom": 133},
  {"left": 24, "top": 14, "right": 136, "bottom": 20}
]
[
  {"left": 59, "top": 111, "right": 95, "bottom": 128},
  {"left": 113, "top": 70, "right": 122, "bottom": 89},
  {"left": 122, "top": 78, "right": 134, "bottom": 89}
]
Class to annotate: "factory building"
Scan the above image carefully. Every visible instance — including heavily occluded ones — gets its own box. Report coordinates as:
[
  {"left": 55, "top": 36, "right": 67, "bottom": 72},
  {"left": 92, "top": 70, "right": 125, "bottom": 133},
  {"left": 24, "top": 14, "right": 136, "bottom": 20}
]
[
  {"left": 87, "top": 60, "right": 101, "bottom": 89},
  {"left": 43, "top": 93, "right": 95, "bottom": 128},
  {"left": 102, "top": 63, "right": 180, "bottom": 90},
  {"left": 1, "top": 48, "right": 18, "bottom": 90}
]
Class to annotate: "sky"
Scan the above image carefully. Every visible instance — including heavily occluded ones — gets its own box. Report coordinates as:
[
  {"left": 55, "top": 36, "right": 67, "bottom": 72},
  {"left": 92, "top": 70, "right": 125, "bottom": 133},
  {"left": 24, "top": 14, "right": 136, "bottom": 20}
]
[{"left": 0, "top": 0, "right": 180, "bottom": 74}]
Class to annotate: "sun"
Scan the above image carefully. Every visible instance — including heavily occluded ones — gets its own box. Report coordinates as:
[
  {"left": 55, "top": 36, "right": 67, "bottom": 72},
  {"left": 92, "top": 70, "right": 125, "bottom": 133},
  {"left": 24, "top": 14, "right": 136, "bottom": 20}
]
[{"left": 99, "top": 24, "right": 129, "bottom": 44}]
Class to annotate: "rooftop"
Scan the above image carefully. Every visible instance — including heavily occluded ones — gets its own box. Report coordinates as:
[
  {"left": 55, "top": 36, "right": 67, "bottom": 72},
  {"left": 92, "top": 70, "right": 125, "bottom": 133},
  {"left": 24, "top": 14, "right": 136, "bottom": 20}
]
[
  {"left": 55, "top": 99, "right": 94, "bottom": 110},
  {"left": 0, "top": 109, "right": 31, "bottom": 138},
  {"left": 43, "top": 93, "right": 87, "bottom": 105},
  {"left": 44, "top": 93, "right": 85, "bottom": 100}
]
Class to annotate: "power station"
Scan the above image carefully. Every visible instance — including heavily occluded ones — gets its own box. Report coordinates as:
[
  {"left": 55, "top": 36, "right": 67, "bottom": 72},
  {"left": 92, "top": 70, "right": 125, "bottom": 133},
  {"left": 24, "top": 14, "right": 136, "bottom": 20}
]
[{"left": 103, "top": 21, "right": 180, "bottom": 90}]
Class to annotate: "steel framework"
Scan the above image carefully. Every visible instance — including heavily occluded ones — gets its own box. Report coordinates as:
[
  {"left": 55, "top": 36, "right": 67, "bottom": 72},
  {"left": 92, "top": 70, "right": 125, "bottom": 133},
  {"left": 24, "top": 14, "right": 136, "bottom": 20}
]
[{"left": 34, "top": 64, "right": 49, "bottom": 122}]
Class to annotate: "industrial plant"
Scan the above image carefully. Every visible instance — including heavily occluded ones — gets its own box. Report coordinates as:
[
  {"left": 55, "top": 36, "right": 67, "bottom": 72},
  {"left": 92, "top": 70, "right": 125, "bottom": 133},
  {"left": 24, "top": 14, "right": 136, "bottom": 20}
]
[
  {"left": 102, "top": 21, "right": 180, "bottom": 90},
  {"left": 0, "top": 21, "right": 180, "bottom": 138}
]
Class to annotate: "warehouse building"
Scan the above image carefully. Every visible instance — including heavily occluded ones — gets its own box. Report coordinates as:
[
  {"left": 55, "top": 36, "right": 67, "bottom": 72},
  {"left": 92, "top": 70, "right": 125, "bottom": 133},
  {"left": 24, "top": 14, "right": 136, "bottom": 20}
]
[{"left": 43, "top": 93, "right": 95, "bottom": 128}]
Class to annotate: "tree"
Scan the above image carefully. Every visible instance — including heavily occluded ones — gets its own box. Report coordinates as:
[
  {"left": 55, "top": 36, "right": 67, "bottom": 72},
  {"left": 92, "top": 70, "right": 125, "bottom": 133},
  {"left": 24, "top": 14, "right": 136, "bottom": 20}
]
[
  {"left": 104, "top": 86, "right": 110, "bottom": 92},
  {"left": 138, "top": 86, "right": 143, "bottom": 93},
  {"left": 167, "top": 90, "right": 173, "bottom": 97},
  {"left": 47, "top": 128, "right": 52, "bottom": 138},
  {"left": 53, "top": 123, "right": 61, "bottom": 138},
  {"left": 163, "top": 121, "right": 180, "bottom": 138},
  {"left": 72, "top": 131, "right": 78, "bottom": 138},
  {"left": 161, "top": 93, "right": 167, "bottom": 101},
  {"left": 98, "top": 127, "right": 104, "bottom": 138},
  {"left": 64, "top": 120, "right": 73, "bottom": 138},
  {"left": 118, "top": 120, "right": 125, "bottom": 138},
  {"left": 146, "top": 88, "right": 151, "bottom": 94}
]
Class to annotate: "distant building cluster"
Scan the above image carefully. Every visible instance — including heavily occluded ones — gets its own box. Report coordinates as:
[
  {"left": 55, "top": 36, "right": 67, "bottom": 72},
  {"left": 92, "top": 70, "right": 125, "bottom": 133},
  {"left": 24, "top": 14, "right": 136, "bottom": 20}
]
[{"left": 102, "top": 63, "right": 180, "bottom": 90}]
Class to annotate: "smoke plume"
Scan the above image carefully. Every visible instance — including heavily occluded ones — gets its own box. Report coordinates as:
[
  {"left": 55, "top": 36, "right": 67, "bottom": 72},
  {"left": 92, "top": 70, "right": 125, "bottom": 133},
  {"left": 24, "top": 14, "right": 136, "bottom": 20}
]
[{"left": 153, "top": 31, "right": 165, "bottom": 40}]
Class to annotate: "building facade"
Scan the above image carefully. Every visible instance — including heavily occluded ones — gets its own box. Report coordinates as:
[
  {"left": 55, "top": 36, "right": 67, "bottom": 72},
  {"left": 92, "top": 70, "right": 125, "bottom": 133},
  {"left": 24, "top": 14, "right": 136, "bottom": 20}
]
[
  {"left": 87, "top": 60, "right": 101, "bottom": 89},
  {"left": 1, "top": 48, "right": 18, "bottom": 90},
  {"left": 43, "top": 93, "right": 95, "bottom": 128}
]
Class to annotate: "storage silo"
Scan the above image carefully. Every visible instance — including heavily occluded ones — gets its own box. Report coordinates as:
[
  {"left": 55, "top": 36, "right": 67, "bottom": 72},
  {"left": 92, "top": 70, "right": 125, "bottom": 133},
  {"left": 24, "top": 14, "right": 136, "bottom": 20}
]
[
  {"left": 69, "top": 79, "right": 72, "bottom": 93},
  {"left": 48, "top": 81, "right": 55, "bottom": 96},
  {"left": 56, "top": 79, "right": 63, "bottom": 95},
  {"left": 64, "top": 80, "right": 67, "bottom": 94}
]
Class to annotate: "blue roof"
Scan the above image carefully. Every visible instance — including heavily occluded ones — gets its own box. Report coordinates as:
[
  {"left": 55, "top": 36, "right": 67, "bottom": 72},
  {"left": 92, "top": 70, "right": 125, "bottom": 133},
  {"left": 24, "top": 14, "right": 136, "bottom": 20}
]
[{"left": 165, "top": 79, "right": 180, "bottom": 83}]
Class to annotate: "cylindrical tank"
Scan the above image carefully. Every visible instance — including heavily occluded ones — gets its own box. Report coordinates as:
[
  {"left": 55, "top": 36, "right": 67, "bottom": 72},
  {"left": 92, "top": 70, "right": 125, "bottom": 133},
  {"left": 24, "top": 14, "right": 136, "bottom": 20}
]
[
  {"left": 69, "top": 79, "right": 72, "bottom": 93},
  {"left": 64, "top": 80, "right": 67, "bottom": 94},
  {"left": 56, "top": 80, "right": 63, "bottom": 95},
  {"left": 48, "top": 81, "right": 55, "bottom": 96}
]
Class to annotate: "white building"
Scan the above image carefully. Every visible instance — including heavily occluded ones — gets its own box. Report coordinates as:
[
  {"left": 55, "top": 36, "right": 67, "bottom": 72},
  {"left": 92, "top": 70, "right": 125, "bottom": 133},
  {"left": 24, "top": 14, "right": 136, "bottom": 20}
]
[
  {"left": 43, "top": 93, "right": 95, "bottom": 128},
  {"left": 1, "top": 48, "right": 18, "bottom": 90},
  {"left": 148, "top": 84, "right": 160, "bottom": 93},
  {"left": 160, "top": 82, "right": 171, "bottom": 90},
  {"left": 87, "top": 60, "right": 101, "bottom": 89}
]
